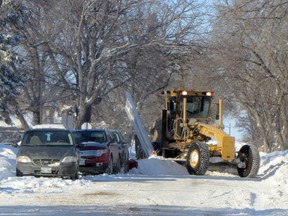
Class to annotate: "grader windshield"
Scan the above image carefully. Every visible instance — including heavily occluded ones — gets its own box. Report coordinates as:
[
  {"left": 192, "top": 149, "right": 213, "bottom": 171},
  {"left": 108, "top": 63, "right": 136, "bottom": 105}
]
[
  {"left": 166, "top": 90, "right": 214, "bottom": 121},
  {"left": 184, "top": 96, "right": 211, "bottom": 119}
]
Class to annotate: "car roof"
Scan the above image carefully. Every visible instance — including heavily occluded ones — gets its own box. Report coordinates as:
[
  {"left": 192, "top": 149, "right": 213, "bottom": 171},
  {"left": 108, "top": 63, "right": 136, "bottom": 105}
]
[
  {"left": 72, "top": 128, "right": 108, "bottom": 132},
  {"left": 26, "top": 128, "right": 70, "bottom": 133},
  {"left": 32, "top": 124, "right": 66, "bottom": 129},
  {"left": 109, "top": 130, "right": 121, "bottom": 133}
]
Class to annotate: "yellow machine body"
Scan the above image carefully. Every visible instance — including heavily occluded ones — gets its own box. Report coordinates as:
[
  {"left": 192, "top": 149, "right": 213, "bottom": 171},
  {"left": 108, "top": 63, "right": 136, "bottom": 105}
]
[{"left": 161, "top": 89, "right": 236, "bottom": 161}]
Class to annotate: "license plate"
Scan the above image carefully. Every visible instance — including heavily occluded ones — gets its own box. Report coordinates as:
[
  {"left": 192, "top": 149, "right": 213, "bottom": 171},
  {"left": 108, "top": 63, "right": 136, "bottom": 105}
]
[
  {"left": 41, "top": 167, "right": 52, "bottom": 174},
  {"left": 79, "top": 159, "right": 86, "bottom": 166}
]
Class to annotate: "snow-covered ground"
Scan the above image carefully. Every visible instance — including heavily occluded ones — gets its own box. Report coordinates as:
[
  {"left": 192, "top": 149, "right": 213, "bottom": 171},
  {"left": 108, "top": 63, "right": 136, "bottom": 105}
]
[{"left": 0, "top": 143, "right": 288, "bottom": 216}]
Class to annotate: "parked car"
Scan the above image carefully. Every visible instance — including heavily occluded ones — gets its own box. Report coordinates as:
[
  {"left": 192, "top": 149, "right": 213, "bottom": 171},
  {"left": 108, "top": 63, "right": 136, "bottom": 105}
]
[
  {"left": 72, "top": 129, "right": 121, "bottom": 175},
  {"left": 110, "top": 130, "right": 130, "bottom": 173},
  {"left": 16, "top": 124, "right": 80, "bottom": 180}
]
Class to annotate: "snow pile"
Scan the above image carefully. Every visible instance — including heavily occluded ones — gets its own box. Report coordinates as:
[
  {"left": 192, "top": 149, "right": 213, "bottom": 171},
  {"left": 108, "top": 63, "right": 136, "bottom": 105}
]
[
  {"left": 0, "top": 144, "right": 17, "bottom": 180},
  {"left": 259, "top": 150, "right": 288, "bottom": 194},
  {"left": 130, "top": 156, "right": 189, "bottom": 175}
]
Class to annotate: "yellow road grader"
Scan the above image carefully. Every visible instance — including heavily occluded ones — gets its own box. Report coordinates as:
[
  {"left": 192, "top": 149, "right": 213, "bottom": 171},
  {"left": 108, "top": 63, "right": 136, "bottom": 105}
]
[{"left": 125, "top": 89, "right": 260, "bottom": 178}]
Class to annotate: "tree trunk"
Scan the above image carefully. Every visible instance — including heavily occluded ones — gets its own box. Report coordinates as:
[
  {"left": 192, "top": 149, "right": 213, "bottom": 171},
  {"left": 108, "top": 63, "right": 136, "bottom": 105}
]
[
  {"left": 33, "top": 110, "right": 41, "bottom": 125},
  {"left": 280, "top": 102, "right": 288, "bottom": 150},
  {"left": 253, "top": 109, "right": 271, "bottom": 152},
  {"left": 75, "top": 104, "right": 92, "bottom": 129},
  {"left": 244, "top": 102, "right": 271, "bottom": 152},
  {"left": 15, "top": 107, "right": 30, "bottom": 130}
]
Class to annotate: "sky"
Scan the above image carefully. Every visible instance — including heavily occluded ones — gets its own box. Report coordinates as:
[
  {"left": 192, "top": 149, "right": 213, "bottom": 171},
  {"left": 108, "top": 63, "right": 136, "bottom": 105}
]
[{"left": 224, "top": 116, "right": 244, "bottom": 141}]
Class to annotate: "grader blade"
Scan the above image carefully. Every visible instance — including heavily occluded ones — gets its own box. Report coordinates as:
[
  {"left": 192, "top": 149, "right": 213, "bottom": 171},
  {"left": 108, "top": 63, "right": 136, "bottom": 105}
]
[{"left": 124, "top": 92, "right": 154, "bottom": 158}]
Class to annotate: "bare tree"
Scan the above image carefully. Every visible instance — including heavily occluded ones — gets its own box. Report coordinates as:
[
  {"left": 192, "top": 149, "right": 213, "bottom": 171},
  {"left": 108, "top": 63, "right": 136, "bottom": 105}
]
[
  {"left": 49, "top": 0, "right": 207, "bottom": 128},
  {"left": 210, "top": 0, "right": 288, "bottom": 152},
  {"left": 2, "top": 0, "right": 213, "bottom": 131}
]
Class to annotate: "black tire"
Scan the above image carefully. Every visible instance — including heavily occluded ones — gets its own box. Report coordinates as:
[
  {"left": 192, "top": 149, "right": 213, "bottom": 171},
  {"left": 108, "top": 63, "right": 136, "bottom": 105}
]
[
  {"left": 123, "top": 160, "right": 129, "bottom": 173},
  {"left": 16, "top": 168, "right": 23, "bottom": 177},
  {"left": 186, "top": 141, "right": 210, "bottom": 175},
  {"left": 70, "top": 172, "right": 79, "bottom": 181},
  {"left": 113, "top": 156, "right": 121, "bottom": 174},
  {"left": 237, "top": 145, "right": 260, "bottom": 178},
  {"left": 120, "top": 156, "right": 129, "bottom": 174},
  {"left": 71, "top": 163, "right": 80, "bottom": 180},
  {"left": 152, "top": 142, "right": 161, "bottom": 155},
  {"left": 105, "top": 156, "right": 113, "bottom": 174}
]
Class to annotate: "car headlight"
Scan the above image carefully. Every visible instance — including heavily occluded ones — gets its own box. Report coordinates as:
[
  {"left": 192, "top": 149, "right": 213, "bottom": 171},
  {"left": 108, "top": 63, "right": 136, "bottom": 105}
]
[
  {"left": 96, "top": 149, "right": 108, "bottom": 156},
  {"left": 61, "top": 156, "right": 78, "bottom": 163},
  {"left": 17, "top": 156, "right": 32, "bottom": 163}
]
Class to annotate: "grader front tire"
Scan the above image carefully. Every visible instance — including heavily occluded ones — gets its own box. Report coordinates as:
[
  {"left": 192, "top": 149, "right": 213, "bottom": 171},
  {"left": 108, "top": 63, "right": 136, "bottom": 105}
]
[{"left": 186, "top": 142, "right": 210, "bottom": 175}]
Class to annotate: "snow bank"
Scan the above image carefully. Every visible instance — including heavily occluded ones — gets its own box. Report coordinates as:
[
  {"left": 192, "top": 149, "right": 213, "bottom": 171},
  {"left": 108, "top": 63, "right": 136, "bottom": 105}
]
[
  {"left": 259, "top": 150, "right": 288, "bottom": 194},
  {"left": 130, "top": 156, "right": 189, "bottom": 175},
  {"left": 0, "top": 144, "right": 17, "bottom": 180},
  {"left": 1, "top": 143, "right": 288, "bottom": 181},
  {"left": 1, "top": 143, "right": 288, "bottom": 215},
  {"left": 129, "top": 146, "right": 288, "bottom": 180}
]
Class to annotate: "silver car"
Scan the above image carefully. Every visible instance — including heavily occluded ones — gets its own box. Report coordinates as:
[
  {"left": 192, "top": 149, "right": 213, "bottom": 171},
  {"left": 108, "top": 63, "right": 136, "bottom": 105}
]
[{"left": 16, "top": 126, "right": 79, "bottom": 180}]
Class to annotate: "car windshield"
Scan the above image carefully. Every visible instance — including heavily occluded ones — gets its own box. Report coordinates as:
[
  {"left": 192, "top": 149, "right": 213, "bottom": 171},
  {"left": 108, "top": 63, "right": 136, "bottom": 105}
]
[
  {"left": 22, "top": 130, "right": 74, "bottom": 146},
  {"left": 111, "top": 131, "right": 123, "bottom": 144},
  {"left": 72, "top": 131, "right": 107, "bottom": 144}
]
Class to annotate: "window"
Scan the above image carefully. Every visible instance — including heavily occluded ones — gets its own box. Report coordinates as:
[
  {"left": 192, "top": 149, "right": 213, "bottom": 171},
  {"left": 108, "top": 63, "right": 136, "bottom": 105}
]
[
  {"left": 183, "top": 96, "right": 211, "bottom": 118},
  {"left": 22, "top": 130, "right": 73, "bottom": 145},
  {"left": 73, "top": 131, "right": 107, "bottom": 144},
  {"left": 111, "top": 132, "right": 120, "bottom": 143}
]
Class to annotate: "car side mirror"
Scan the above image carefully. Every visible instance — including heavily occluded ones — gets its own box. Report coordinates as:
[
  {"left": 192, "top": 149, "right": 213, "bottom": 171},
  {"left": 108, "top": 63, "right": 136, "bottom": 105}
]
[{"left": 13, "top": 142, "right": 21, "bottom": 148}]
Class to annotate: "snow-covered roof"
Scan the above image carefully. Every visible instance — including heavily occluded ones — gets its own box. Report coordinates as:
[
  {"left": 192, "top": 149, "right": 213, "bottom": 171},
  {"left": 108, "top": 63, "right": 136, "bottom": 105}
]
[{"left": 32, "top": 124, "right": 66, "bottom": 129}]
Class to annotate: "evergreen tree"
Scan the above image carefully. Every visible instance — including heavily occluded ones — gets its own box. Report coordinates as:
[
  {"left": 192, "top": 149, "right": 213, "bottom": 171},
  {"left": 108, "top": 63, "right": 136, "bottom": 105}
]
[{"left": 0, "top": 0, "right": 23, "bottom": 124}]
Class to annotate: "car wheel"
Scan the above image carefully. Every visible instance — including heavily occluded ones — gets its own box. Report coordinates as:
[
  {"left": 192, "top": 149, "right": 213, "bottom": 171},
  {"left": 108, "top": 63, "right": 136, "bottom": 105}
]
[
  {"left": 16, "top": 168, "right": 23, "bottom": 177},
  {"left": 70, "top": 163, "right": 79, "bottom": 180},
  {"left": 70, "top": 172, "right": 79, "bottom": 181},
  {"left": 124, "top": 160, "right": 129, "bottom": 173},
  {"left": 113, "top": 156, "right": 121, "bottom": 174},
  {"left": 121, "top": 156, "right": 129, "bottom": 174},
  {"left": 105, "top": 156, "right": 113, "bottom": 174}
]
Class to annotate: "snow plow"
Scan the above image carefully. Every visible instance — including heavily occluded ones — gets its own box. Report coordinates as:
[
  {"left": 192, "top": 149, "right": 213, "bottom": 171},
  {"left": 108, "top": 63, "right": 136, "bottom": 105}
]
[{"left": 125, "top": 89, "right": 260, "bottom": 178}]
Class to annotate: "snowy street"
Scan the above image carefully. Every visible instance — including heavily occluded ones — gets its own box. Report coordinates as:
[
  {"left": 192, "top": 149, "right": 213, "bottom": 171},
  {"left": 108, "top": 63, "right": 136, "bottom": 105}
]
[{"left": 1, "top": 144, "right": 288, "bottom": 216}]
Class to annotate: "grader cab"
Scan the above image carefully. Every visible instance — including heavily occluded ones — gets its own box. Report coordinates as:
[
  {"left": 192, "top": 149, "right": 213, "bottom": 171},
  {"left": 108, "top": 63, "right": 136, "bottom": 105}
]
[{"left": 157, "top": 89, "right": 260, "bottom": 178}]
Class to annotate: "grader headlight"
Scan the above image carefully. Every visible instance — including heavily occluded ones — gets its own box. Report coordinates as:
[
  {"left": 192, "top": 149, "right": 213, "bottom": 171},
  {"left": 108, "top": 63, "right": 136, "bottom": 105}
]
[{"left": 182, "top": 91, "right": 188, "bottom": 96}]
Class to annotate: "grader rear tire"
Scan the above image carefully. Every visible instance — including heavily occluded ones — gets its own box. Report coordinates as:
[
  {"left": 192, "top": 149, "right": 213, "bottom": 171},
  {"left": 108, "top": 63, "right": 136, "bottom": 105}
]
[
  {"left": 186, "top": 142, "right": 210, "bottom": 175},
  {"left": 237, "top": 145, "right": 260, "bottom": 178}
]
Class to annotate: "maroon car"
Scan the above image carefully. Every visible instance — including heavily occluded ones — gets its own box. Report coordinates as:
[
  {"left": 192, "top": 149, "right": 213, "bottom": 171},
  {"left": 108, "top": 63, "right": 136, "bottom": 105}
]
[{"left": 72, "top": 129, "right": 121, "bottom": 174}]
